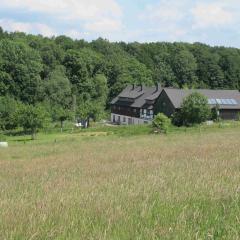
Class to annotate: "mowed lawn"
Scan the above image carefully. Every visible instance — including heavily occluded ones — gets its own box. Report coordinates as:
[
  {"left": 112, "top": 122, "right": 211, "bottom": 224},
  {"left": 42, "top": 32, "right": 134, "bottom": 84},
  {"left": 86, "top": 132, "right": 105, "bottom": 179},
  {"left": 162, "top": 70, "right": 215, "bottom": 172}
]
[{"left": 0, "top": 127, "right": 240, "bottom": 239}]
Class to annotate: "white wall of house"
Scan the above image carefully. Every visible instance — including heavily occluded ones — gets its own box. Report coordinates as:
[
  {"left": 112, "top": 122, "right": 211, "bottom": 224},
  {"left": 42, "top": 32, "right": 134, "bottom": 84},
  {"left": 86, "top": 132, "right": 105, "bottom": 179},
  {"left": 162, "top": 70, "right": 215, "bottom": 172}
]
[{"left": 111, "top": 113, "right": 152, "bottom": 125}]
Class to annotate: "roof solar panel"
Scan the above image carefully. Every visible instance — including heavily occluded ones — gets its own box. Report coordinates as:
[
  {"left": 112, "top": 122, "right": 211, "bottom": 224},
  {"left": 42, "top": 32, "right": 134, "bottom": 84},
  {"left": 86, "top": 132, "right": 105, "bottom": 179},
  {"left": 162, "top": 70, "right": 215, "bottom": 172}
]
[
  {"left": 221, "top": 99, "right": 228, "bottom": 105},
  {"left": 225, "top": 99, "right": 232, "bottom": 104},
  {"left": 208, "top": 99, "right": 217, "bottom": 104},
  {"left": 230, "top": 99, "right": 238, "bottom": 105},
  {"left": 208, "top": 98, "right": 238, "bottom": 105}
]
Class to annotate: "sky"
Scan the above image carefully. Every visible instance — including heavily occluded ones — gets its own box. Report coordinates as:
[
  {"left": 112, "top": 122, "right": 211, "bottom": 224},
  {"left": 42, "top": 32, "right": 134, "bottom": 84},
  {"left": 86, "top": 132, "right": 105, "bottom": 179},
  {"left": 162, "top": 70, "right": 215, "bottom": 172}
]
[{"left": 0, "top": 0, "right": 240, "bottom": 47}]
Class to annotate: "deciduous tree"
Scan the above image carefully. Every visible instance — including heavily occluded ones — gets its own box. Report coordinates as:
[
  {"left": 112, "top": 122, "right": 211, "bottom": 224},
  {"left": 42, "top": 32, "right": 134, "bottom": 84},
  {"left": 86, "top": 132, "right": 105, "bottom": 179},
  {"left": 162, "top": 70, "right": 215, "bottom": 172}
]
[{"left": 18, "top": 104, "right": 50, "bottom": 140}]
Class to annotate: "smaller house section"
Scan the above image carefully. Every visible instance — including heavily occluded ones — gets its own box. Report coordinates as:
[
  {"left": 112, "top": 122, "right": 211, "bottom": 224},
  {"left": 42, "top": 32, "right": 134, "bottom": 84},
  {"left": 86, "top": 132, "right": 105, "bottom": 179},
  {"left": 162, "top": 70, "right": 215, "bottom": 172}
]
[
  {"left": 110, "top": 84, "right": 162, "bottom": 125},
  {"left": 157, "top": 88, "right": 240, "bottom": 120}
]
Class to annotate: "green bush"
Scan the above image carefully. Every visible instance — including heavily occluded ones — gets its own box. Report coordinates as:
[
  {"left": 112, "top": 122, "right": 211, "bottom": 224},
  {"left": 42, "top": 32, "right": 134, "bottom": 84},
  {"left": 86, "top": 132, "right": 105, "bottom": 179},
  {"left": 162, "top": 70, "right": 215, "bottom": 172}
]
[
  {"left": 237, "top": 112, "right": 240, "bottom": 121},
  {"left": 211, "top": 105, "right": 221, "bottom": 122},
  {"left": 173, "top": 92, "right": 211, "bottom": 126},
  {"left": 152, "top": 113, "right": 171, "bottom": 134},
  {"left": 171, "top": 111, "right": 183, "bottom": 127}
]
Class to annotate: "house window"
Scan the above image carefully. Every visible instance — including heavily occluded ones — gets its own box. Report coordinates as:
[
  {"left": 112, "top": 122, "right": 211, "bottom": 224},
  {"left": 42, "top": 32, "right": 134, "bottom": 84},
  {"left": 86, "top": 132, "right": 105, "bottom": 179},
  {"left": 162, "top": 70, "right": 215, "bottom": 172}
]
[
  {"left": 118, "top": 116, "right": 120, "bottom": 122},
  {"left": 144, "top": 109, "right": 147, "bottom": 114},
  {"left": 123, "top": 117, "right": 126, "bottom": 122},
  {"left": 149, "top": 110, "right": 154, "bottom": 119},
  {"left": 133, "top": 108, "right": 137, "bottom": 113},
  {"left": 113, "top": 115, "right": 116, "bottom": 122}
]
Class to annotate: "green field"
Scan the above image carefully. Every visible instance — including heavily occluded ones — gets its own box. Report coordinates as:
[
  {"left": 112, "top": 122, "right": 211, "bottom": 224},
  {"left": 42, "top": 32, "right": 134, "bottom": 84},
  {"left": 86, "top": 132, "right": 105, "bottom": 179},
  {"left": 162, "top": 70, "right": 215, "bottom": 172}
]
[{"left": 1, "top": 124, "right": 240, "bottom": 239}]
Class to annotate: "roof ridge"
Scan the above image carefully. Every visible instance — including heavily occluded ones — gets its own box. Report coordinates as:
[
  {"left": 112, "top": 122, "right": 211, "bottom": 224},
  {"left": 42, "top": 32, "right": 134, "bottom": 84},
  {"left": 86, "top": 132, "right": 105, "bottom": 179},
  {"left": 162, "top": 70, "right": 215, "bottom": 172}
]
[{"left": 164, "top": 87, "right": 239, "bottom": 91}]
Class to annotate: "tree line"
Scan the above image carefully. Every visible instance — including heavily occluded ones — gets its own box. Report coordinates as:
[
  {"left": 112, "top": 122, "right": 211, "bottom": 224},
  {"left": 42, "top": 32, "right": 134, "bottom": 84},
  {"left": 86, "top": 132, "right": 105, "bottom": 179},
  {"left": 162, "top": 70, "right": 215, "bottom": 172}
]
[{"left": 0, "top": 26, "right": 240, "bottom": 133}]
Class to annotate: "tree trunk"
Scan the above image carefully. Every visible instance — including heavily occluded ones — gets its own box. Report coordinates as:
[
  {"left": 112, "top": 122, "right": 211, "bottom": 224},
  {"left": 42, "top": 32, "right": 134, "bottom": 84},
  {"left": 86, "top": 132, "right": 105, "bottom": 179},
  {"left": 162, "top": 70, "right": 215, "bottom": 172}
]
[
  {"left": 72, "top": 94, "right": 76, "bottom": 122},
  {"left": 60, "top": 121, "right": 63, "bottom": 133},
  {"left": 31, "top": 129, "right": 36, "bottom": 140}
]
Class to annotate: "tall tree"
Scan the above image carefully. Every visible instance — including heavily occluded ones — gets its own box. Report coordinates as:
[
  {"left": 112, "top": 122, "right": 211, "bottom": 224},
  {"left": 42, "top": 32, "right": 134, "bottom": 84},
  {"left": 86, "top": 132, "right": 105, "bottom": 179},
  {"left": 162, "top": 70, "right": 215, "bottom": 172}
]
[
  {"left": 0, "top": 96, "right": 21, "bottom": 130},
  {"left": 191, "top": 44, "right": 224, "bottom": 89},
  {"left": 0, "top": 39, "right": 43, "bottom": 103},
  {"left": 171, "top": 48, "right": 198, "bottom": 88},
  {"left": 44, "top": 65, "right": 72, "bottom": 108}
]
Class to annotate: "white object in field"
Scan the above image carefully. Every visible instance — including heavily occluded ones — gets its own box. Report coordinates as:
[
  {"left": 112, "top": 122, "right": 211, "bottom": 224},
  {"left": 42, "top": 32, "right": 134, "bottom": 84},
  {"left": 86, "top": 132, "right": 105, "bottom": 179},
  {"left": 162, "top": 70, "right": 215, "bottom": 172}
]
[
  {"left": 75, "top": 123, "right": 82, "bottom": 127},
  {"left": 0, "top": 142, "right": 8, "bottom": 148}
]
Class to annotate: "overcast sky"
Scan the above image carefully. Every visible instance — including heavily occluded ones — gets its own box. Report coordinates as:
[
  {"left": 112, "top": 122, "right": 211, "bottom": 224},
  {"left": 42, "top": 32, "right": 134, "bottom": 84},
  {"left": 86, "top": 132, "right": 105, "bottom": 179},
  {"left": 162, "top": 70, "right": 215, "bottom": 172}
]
[{"left": 0, "top": 0, "right": 240, "bottom": 47}]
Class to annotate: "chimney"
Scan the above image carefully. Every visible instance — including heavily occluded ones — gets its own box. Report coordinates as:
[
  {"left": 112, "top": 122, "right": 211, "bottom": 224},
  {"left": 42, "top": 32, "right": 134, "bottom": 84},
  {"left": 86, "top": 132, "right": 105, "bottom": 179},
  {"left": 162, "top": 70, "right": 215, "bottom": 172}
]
[
  {"left": 140, "top": 84, "right": 143, "bottom": 91},
  {"left": 132, "top": 84, "right": 135, "bottom": 90}
]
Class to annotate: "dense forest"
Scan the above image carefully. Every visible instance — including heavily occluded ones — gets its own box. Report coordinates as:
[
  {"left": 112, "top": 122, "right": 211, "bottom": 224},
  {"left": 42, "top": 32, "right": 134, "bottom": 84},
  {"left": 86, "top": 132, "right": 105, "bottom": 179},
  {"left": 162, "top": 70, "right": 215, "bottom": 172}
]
[{"left": 0, "top": 26, "right": 240, "bottom": 129}]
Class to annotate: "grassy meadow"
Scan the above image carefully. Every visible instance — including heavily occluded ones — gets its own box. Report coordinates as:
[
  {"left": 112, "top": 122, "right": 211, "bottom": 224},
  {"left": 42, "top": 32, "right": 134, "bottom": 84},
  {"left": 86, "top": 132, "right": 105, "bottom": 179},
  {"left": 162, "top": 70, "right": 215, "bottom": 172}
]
[{"left": 0, "top": 123, "right": 240, "bottom": 239}]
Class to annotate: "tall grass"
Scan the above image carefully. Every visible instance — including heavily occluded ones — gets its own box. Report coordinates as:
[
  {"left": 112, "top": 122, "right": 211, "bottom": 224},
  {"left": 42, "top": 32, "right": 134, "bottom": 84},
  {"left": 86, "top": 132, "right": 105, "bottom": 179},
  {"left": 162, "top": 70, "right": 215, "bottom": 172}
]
[{"left": 0, "top": 126, "right": 240, "bottom": 239}]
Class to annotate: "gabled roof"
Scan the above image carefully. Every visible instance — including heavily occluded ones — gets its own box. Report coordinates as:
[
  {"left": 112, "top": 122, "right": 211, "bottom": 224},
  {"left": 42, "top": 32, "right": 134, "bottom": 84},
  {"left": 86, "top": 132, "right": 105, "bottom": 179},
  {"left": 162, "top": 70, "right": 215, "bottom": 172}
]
[
  {"left": 118, "top": 88, "right": 144, "bottom": 99},
  {"left": 111, "top": 85, "right": 162, "bottom": 108},
  {"left": 163, "top": 88, "right": 240, "bottom": 109}
]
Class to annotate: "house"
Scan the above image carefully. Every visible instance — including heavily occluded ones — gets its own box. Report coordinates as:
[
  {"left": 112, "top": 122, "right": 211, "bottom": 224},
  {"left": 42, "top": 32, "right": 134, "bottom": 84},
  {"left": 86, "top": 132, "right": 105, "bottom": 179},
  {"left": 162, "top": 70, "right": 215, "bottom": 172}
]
[
  {"left": 110, "top": 84, "right": 162, "bottom": 125},
  {"left": 158, "top": 88, "right": 240, "bottom": 120},
  {"left": 111, "top": 85, "right": 240, "bottom": 124}
]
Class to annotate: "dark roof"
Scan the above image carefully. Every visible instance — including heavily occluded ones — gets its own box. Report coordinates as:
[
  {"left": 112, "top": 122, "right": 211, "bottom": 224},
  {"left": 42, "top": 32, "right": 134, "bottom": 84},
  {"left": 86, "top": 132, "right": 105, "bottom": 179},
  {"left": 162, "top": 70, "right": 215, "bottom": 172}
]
[
  {"left": 164, "top": 88, "right": 240, "bottom": 109},
  {"left": 145, "top": 91, "right": 162, "bottom": 101},
  {"left": 111, "top": 85, "right": 162, "bottom": 108},
  {"left": 119, "top": 89, "right": 144, "bottom": 99}
]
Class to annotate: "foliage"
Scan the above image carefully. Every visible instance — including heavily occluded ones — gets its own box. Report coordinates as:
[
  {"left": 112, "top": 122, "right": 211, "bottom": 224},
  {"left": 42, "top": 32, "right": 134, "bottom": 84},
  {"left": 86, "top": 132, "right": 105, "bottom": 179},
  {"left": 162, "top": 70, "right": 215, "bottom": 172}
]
[
  {"left": 43, "top": 65, "right": 72, "bottom": 108},
  {"left": 0, "top": 39, "right": 43, "bottom": 103},
  {"left": 174, "top": 92, "right": 211, "bottom": 126},
  {"left": 0, "top": 96, "right": 21, "bottom": 130},
  {"left": 52, "top": 106, "right": 73, "bottom": 131},
  {"left": 152, "top": 113, "right": 171, "bottom": 133},
  {"left": 237, "top": 112, "right": 240, "bottom": 121},
  {"left": 172, "top": 48, "right": 198, "bottom": 87},
  {"left": 18, "top": 104, "right": 50, "bottom": 139},
  {"left": 171, "top": 111, "right": 184, "bottom": 127},
  {"left": 211, "top": 104, "right": 221, "bottom": 122}
]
